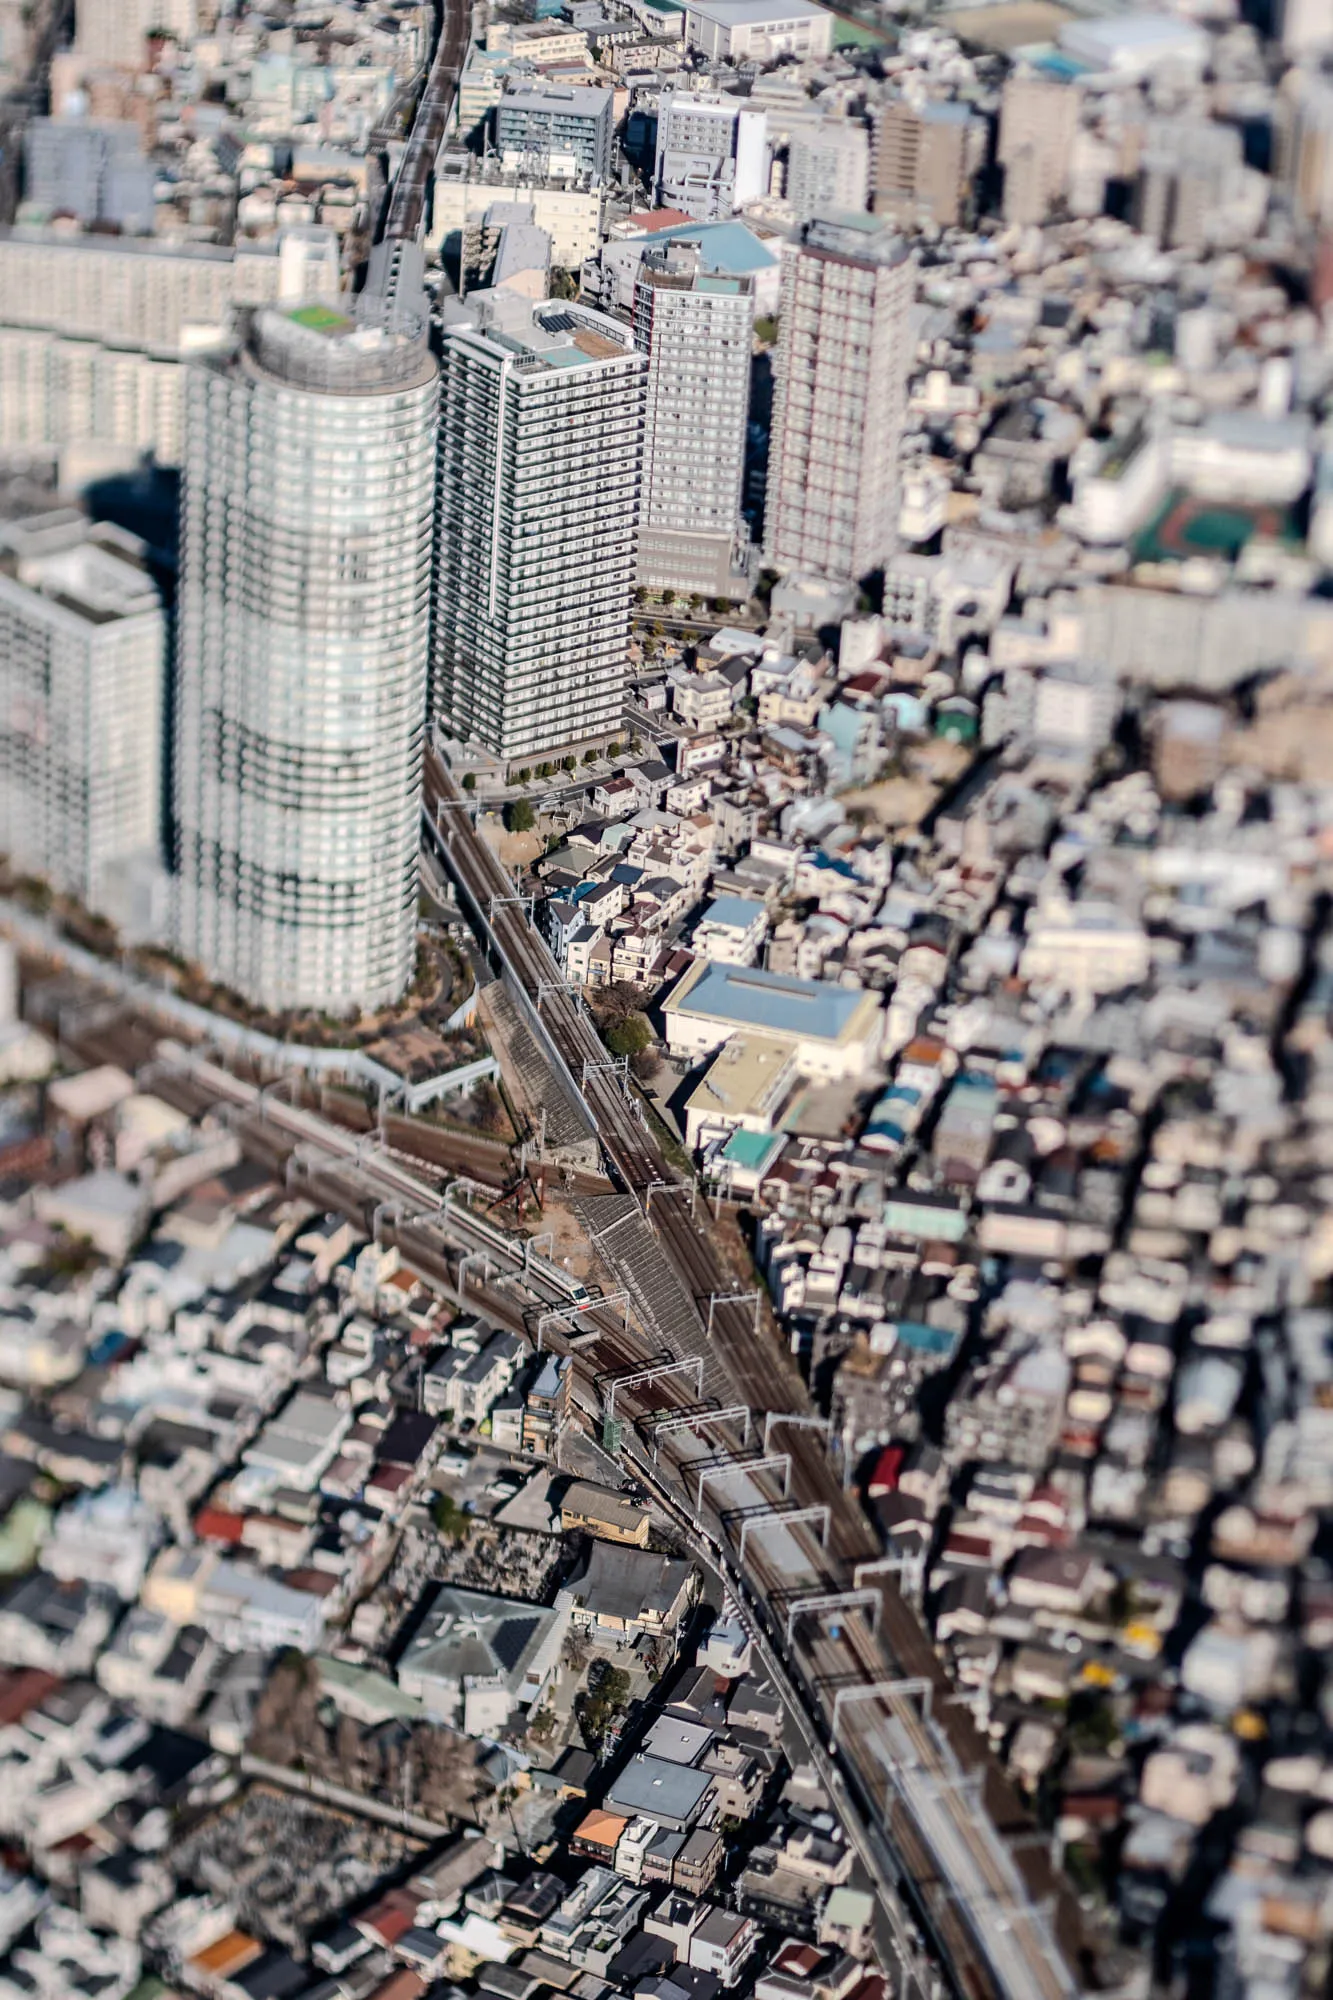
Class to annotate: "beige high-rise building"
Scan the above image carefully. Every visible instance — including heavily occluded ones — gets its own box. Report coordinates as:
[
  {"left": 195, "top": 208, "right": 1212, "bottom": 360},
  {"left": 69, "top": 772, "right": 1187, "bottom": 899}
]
[
  {"left": 764, "top": 214, "right": 912, "bottom": 584},
  {"left": 998, "top": 73, "right": 1079, "bottom": 226},
  {"left": 872, "top": 99, "right": 984, "bottom": 229},
  {"left": 1278, "top": 69, "right": 1333, "bottom": 228}
]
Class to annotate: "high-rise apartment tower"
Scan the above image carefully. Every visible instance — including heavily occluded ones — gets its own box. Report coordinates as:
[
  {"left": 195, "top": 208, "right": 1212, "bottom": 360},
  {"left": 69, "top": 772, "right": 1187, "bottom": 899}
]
[
  {"left": 433, "top": 293, "right": 645, "bottom": 765},
  {"left": 764, "top": 213, "right": 912, "bottom": 584},
  {"left": 0, "top": 510, "right": 165, "bottom": 925},
  {"left": 633, "top": 240, "right": 752, "bottom": 599},
  {"left": 173, "top": 300, "right": 438, "bottom": 1014}
]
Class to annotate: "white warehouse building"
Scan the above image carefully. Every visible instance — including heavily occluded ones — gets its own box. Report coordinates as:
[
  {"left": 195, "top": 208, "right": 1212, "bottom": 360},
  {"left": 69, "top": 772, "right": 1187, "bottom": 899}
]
[{"left": 683, "top": 0, "right": 834, "bottom": 63}]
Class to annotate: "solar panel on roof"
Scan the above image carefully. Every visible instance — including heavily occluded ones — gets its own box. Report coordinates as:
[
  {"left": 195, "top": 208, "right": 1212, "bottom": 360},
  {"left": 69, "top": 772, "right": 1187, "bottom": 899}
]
[
  {"left": 492, "top": 1614, "right": 540, "bottom": 1671},
  {"left": 537, "top": 310, "right": 577, "bottom": 332}
]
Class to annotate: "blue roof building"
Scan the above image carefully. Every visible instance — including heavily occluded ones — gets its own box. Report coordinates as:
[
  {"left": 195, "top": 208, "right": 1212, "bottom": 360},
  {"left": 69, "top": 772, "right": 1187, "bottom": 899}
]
[{"left": 663, "top": 958, "right": 883, "bottom": 1081}]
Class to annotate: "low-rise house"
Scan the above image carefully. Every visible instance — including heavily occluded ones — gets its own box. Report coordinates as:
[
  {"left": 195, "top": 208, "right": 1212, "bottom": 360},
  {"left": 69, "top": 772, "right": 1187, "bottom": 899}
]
[
  {"left": 0, "top": 1574, "right": 117, "bottom": 1674},
  {"left": 559, "top": 1480, "right": 652, "bottom": 1547},
  {"left": 691, "top": 895, "right": 769, "bottom": 967},
  {"left": 566, "top": 1543, "right": 698, "bottom": 1639},
  {"left": 396, "top": 1584, "right": 570, "bottom": 1735}
]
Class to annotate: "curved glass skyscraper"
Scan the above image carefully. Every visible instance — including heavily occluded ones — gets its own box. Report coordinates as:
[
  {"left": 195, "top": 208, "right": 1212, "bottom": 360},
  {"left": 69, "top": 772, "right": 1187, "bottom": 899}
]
[{"left": 173, "top": 301, "right": 438, "bottom": 1014}]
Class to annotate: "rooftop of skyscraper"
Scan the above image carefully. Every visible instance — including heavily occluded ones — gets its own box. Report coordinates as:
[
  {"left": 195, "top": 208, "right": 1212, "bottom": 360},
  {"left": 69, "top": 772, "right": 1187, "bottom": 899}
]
[
  {"left": 443, "top": 293, "right": 638, "bottom": 373},
  {"left": 242, "top": 297, "right": 436, "bottom": 394},
  {"left": 803, "top": 211, "right": 909, "bottom": 264},
  {"left": 0, "top": 514, "right": 159, "bottom": 627}
]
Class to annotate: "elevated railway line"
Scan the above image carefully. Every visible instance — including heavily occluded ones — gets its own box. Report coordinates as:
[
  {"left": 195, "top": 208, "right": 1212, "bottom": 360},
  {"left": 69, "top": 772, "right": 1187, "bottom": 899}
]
[{"left": 419, "top": 750, "right": 1081, "bottom": 2000}]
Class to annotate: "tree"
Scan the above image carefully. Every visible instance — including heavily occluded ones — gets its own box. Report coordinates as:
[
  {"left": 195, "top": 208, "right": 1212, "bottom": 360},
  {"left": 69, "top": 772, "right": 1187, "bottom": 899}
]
[
  {"left": 462, "top": 772, "right": 476, "bottom": 792},
  {"left": 605, "top": 1012, "right": 652, "bottom": 1057},
  {"left": 433, "top": 1492, "right": 472, "bottom": 1542},
  {"left": 576, "top": 1660, "right": 633, "bottom": 1748},
  {"left": 516, "top": 767, "right": 531, "bottom": 785},
  {"left": 608, "top": 740, "right": 624, "bottom": 759},
  {"left": 583, "top": 747, "right": 599, "bottom": 765},
  {"left": 562, "top": 755, "right": 576, "bottom": 772},
  {"left": 506, "top": 798, "right": 536, "bottom": 833}
]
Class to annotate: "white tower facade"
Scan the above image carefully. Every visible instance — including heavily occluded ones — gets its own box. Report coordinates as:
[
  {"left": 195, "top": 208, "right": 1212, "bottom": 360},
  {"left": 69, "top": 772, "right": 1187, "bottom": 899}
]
[
  {"left": 764, "top": 214, "right": 912, "bottom": 584},
  {"left": 0, "top": 511, "right": 165, "bottom": 921},
  {"left": 433, "top": 294, "right": 644, "bottom": 765},
  {"left": 173, "top": 301, "right": 438, "bottom": 1014}
]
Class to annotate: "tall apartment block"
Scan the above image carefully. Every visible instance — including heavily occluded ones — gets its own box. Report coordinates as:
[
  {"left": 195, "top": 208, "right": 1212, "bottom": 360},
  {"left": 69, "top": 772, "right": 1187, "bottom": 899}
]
[
  {"left": 1134, "top": 116, "right": 1247, "bottom": 251},
  {"left": 433, "top": 294, "right": 645, "bottom": 766},
  {"left": 872, "top": 99, "right": 984, "bottom": 229},
  {"left": 633, "top": 240, "right": 753, "bottom": 599},
  {"left": 75, "top": 0, "right": 198, "bottom": 68},
  {"left": 173, "top": 302, "right": 438, "bottom": 1014},
  {"left": 997, "top": 72, "right": 1079, "bottom": 226},
  {"left": 495, "top": 83, "right": 615, "bottom": 183},
  {"left": 655, "top": 91, "right": 768, "bottom": 221},
  {"left": 786, "top": 119, "right": 869, "bottom": 225},
  {"left": 1277, "top": 68, "right": 1333, "bottom": 227},
  {"left": 0, "top": 510, "right": 165, "bottom": 924},
  {"left": 0, "top": 227, "right": 340, "bottom": 471},
  {"left": 764, "top": 214, "right": 912, "bottom": 584}
]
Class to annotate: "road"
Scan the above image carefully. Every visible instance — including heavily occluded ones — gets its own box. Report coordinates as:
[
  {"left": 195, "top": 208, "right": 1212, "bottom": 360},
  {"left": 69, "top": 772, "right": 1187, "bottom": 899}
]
[{"left": 419, "top": 748, "right": 1082, "bottom": 2000}]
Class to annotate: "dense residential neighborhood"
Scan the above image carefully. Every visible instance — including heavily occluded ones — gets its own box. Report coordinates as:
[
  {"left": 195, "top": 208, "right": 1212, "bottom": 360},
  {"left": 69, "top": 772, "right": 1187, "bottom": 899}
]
[{"left": 6, "top": 0, "right": 1333, "bottom": 1996}]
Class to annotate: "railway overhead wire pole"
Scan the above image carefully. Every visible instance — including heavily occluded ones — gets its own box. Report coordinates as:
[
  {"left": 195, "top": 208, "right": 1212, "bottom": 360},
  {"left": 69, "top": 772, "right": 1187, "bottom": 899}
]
[
  {"left": 604, "top": 1355, "right": 704, "bottom": 1420},
  {"left": 831, "top": 1677, "right": 934, "bottom": 1747},
  {"left": 694, "top": 1454, "right": 792, "bottom": 1526},
  {"left": 737, "top": 1503, "right": 830, "bottom": 1564},
  {"left": 763, "top": 1410, "right": 830, "bottom": 1453},
  {"left": 784, "top": 1588, "right": 883, "bottom": 1650},
  {"left": 706, "top": 1290, "right": 762, "bottom": 1340},
  {"left": 649, "top": 1406, "right": 752, "bottom": 1459}
]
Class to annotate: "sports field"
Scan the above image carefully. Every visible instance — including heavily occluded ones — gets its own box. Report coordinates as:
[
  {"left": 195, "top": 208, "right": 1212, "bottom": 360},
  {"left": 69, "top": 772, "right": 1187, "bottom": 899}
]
[{"left": 1133, "top": 486, "right": 1300, "bottom": 564}]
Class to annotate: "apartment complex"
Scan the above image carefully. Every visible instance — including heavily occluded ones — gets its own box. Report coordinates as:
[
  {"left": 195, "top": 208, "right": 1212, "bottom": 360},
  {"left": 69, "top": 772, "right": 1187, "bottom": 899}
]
[
  {"left": 495, "top": 83, "right": 615, "bottom": 184},
  {"left": 872, "top": 98, "right": 984, "bottom": 228},
  {"left": 433, "top": 294, "right": 645, "bottom": 765},
  {"left": 0, "top": 511, "right": 165, "bottom": 923},
  {"left": 633, "top": 240, "right": 753, "bottom": 598},
  {"left": 786, "top": 120, "right": 869, "bottom": 225},
  {"left": 764, "top": 214, "right": 913, "bottom": 583},
  {"left": 0, "top": 227, "right": 340, "bottom": 468},
  {"left": 74, "top": 0, "right": 198, "bottom": 68},
  {"left": 654, "top": 91, "right": 768, "bottom": 220},
  {"left": 173, "top": 301, "right": 439, "bottom": 1013}
]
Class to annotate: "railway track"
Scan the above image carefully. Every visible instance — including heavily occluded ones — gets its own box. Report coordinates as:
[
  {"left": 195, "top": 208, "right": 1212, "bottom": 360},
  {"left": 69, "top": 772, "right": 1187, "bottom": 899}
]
[
  {"left": 39, "top": 767, "right": 1080, "bottom": 1996},
  {"left": 419, "top": 752, "right": 1082, "bottom": 2000},
  {"left": 378, "top": 0, "right": 469, "bottom": 251}
]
